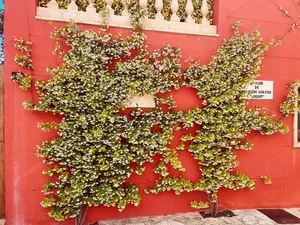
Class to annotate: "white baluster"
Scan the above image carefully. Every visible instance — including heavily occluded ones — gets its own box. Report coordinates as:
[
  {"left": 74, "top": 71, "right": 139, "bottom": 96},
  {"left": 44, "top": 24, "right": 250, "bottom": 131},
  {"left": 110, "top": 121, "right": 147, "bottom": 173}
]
[
  {"left": 87, "top": 0, "right": 97, "bottom": 13},
  {"left": 47, "top": 0, "right": 59, "bottom": 9},
  {"left": 139, "top": 0, "right": 147, "bottom": 9},
  {"left": 106, "top": 0, "right": 114, "bottom": 15},
  {"left": 122, "top": 0, "right": 129, "bottom": 16},
  {"left": 185, "top": 0, "right": 194, "bottom": 23},
  {"left": 68, "top": 0, "right": 78, "bottom": 10},
  {"left": 155, "top": 0, "right": 164, "bottom": 20},
  {"left": 170, "top": 0, "right": 179, "bottom": 21},
  {"left": 139, "top": 0, "right": 147, "bottom": 19},
  {"left": 201, "top": 0, "right": 210, "bottom": 25}
]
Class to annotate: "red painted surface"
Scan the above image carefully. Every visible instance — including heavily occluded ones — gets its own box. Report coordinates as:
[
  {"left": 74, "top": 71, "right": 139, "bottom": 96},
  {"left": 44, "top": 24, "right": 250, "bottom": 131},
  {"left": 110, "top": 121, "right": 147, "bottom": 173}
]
[{"left": 4, "top": 0, "right": 300, "bottom": 224}]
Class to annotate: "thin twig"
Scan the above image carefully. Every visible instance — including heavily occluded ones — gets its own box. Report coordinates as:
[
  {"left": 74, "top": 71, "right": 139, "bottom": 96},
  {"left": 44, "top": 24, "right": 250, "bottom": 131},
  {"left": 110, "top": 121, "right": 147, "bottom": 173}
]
[
  {"left": 214, "top": 197, "right": 219, "bottom": 216},
  {"left": 79, "top": 206, "right": 90, "bottom": 225},
  {"left": 280, "top": 27, "right": 294, "bottom": 40},
  {"left": 77, "top": 206, "right": 84, "bottom": 225},
  {"left": 200, "top": 191, "right": 210, "bottom": 202},
  {"left": 270, "top": 0, "right": 295, "bottom": 23}
]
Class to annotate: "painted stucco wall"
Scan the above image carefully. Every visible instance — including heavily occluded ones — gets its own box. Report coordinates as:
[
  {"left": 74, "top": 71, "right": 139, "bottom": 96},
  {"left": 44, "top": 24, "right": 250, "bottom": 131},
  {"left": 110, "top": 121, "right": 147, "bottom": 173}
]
[{"left": 4, "top": 0, "right": 300, "bottom": 224}]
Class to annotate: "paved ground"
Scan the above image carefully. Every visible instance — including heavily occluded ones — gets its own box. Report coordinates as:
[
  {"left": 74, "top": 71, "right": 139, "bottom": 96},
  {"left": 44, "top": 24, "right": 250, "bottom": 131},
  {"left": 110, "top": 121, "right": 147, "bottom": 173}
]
[
  {"left": 1, "top": 209, "right": 300, "bottom": 224},
  {"left": 98, "top": 209, "right": 300, "bottom": 225}
]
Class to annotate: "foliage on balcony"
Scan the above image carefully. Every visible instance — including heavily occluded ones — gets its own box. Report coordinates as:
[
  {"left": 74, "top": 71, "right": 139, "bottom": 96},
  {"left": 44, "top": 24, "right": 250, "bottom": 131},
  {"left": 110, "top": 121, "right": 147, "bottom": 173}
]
[{"left": 38, "top": 0, "right": 213, "bottom": 24}]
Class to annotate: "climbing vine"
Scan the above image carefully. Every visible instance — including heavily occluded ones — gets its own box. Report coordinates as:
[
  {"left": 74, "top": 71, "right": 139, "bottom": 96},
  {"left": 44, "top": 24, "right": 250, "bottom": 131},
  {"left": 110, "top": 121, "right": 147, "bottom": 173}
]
[
  {"left": 12, "top": 21, "right": 290, "bottom": 224},
  {"left": 145, "top": 22, "right": 288, "bottom": 214},
  {"left": 280, "top": 80, "right": 300, "bottom": 116},
  {"left": 13, "top": 21, "right": 183, "bottom": 223},
  {"left": 11, "top": 72, "right": 32, "bottom": 90},
  {"left": 13, "top": 37, "right": 34, "bottom": 69},
  {"left": 261, "top": 176, "right": 272, "bottom": 185}
]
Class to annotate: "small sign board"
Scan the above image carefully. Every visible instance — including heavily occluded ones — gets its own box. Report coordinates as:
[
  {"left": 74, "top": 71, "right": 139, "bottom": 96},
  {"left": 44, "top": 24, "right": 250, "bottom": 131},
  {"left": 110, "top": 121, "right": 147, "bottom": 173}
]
[{"left": 246, "top": 80, "right": 273, "bottom": 100}]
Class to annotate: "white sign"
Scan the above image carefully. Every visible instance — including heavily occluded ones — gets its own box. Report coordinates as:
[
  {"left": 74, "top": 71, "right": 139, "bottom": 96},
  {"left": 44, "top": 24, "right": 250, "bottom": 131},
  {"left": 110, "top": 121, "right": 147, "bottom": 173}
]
[{"left": 246, "top": 80, "right": 273, "bottom": 100}]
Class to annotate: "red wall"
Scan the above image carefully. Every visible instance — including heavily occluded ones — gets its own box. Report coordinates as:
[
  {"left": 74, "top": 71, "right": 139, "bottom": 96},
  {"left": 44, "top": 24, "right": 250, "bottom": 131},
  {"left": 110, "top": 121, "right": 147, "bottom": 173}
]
[{"left": 5, "top": 0, "right": 300, "bottom": 224}]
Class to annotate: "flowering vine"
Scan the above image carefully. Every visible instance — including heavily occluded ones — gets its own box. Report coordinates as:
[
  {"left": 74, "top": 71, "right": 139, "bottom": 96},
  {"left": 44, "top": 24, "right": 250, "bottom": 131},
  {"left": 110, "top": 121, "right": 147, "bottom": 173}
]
[
  {"left": 11, "top": 72, "right": 32, "bottom": 90},
  {"left": 145, "top": 22, "right": 288, "bottom": 215},
  {"left": 13, "top": 21, "right": 183, "bottom": 224},
  {"left": 271, "top": 0, "right": 300, "bottom": 39},
  {"left": 280, "top": 80, "right": 300, "bottom": 116},
  {"left": 261, "top": 176, "right": 272, "bottom": 185},
  {"left": 12, "top": 21, "right": 290, "bottom": 224},
  {"left": 13, "top": 37, "right": 34, "bottom": 69}
]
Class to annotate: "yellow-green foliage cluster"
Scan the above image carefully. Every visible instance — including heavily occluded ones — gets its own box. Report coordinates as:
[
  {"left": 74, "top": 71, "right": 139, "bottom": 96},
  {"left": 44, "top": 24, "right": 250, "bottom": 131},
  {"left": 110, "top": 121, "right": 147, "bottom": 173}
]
[
  {"left": 146, "top": 22, "right": 288, "bottom": 205},
  {"left": 13, "top": 21, "right": 289, "bottom": 223},
  {"left": 280, "top": 80, "right": 300, "bottom": 116}
]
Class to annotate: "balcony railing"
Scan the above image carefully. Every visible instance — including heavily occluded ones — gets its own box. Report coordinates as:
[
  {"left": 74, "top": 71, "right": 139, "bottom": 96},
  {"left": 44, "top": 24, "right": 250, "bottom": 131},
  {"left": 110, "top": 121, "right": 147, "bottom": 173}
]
[{"left": 36, "top": 0, "right": 217, "bottom": 36}]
